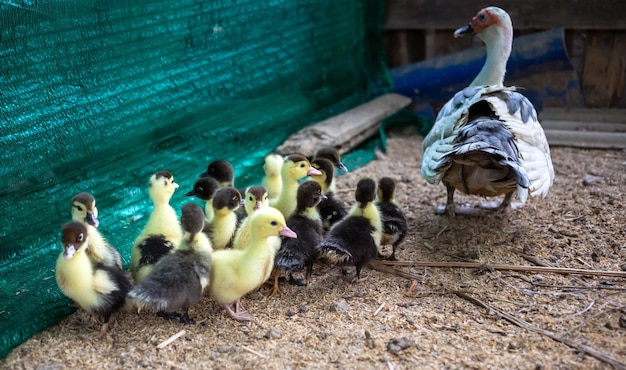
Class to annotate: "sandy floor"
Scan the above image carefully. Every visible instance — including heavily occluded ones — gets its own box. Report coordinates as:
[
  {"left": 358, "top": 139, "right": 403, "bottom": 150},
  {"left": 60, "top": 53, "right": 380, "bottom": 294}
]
[{"left": 3, "top": 129, "right": 626, "bottom": 369}]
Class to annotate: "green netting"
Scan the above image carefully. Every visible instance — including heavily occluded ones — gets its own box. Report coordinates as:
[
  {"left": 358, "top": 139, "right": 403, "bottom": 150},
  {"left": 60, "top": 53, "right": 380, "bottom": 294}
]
[{"left": 0, "top": 0, "right": 391, "bottom": 358}]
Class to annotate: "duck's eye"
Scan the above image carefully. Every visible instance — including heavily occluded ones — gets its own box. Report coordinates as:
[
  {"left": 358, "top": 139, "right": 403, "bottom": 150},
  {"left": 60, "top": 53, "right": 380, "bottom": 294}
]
[
  {"left": 249, "top": 195, "right": 253, "bottom": 201},
  {"left": 75, "top": 205, "right": 83, "bottom": 212},
  {"left": 271, "top": 221, "right": 278, "bottom": 226},
  {"left": 478, "top": 13, "right": 487, "bottom": 22},
  {"left": 77, "top": 233, "right": 84, "bottom": 242},
  {"left": 300, "top": 163, "right": 305, "bottom": 168}
]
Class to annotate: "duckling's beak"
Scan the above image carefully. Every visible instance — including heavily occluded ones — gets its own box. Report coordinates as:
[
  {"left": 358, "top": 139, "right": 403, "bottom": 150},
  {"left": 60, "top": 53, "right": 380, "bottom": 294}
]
[
  {"left": 279, "top": 225, "right": 297, "bottom": 239},
  {"left": 63, "top": 244, "right": 77, "bottom": 260},
  {"left": 336, "top": 161, "right": 348, "bottom": 172},
  {"left": 307, "top": 167, "right": 322, "bottom": 176},
  {"left": 454, "top": 24, "right": 474, "bottom": 37},
  {"left": 321, "top": 194, "right": 328, "bottom": 200},
  {"left": 184, "top": 189, "right": 195, "bottom": 196},
  {"left": 85, "top": 212, "right": 99, "bottom": 228},
  {"left": 254, "top": 201, "right": 263, "bottom": 211},
  {"left": 173, "top": 182, "right": 179, "bottom": 190}
]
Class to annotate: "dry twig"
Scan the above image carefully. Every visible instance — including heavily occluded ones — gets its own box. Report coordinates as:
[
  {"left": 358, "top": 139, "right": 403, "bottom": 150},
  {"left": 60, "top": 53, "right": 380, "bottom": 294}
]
[
  {"left": 156, "top": 329, "right": 186, "bottom": 349},
  {"left": 378, "top": 260, "right": 626, "bottom": 278},
  {"left": 453, "top": 291, "right": 626, "bottom": 370}
]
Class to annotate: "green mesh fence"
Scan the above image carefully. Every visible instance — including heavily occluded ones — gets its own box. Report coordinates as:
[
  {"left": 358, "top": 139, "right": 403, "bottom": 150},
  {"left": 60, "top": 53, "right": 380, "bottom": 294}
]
[{"left": 0, "top": 0, "right": 391, "bottom": 358}]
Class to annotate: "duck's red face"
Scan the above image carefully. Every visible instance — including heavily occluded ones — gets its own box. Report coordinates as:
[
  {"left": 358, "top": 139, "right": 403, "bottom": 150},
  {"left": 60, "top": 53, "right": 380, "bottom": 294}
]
[{"left": 470, "top": 8, "right": 498, "bottom": 34}]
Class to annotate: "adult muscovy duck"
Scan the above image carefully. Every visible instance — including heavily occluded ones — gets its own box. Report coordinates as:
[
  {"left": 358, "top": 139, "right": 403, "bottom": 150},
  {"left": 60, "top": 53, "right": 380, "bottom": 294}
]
[{"left": 421, "top": 6, "right": 554, "bottom": 216}]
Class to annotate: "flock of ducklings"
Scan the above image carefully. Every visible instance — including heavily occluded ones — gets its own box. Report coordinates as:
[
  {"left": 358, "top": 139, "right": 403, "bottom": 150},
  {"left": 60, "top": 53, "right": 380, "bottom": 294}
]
[{"left": 56, "top": 146, "right": 408, "bottom": 336}]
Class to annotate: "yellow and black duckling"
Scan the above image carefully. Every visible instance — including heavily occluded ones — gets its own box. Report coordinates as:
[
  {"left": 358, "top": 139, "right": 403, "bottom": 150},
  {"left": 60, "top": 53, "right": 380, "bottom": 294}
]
[
  {"left": 261, "top": 153, "right": 284, "bottom": 200},
  {"left": 376, "top": 177, "right": 408, "bottom": 261},
  {"left": 232, "top": 185, "right": 271, "bottom": 251},
  {"left": 200, "top": 159, "right": 235, "bottom": 188},
  {"left": 70, "top": 192, "right": 123, "bottom": 269},
  {"left": 270, "top": 153, "right": 322, "bottom": 218},
  {"left": 130, "top": 171, "right": 182, "bottom": 284},
  {"left": 266, "top": 181, "right": 325, "bottom": 297},
  {"left": 204, "top": 186, "right": 241, "bottom": 250},
  {"left": 313, "top": 146, "right": 349, "bottom": 173},
  {"left": 316, "top": 177, "right": 381, "bottom": 282},
  {"left": 310, "top": 158, "right": 348, "bottom": 231},
  {"left": 56, "top": 221, "right": 131, "bottom": 336},
  {"left": 185, "top": 176, "right": 221, "bottom": 224},
  {"left": 208, "top": 207, "right": 297, "bottom": 321},
  {"left": 128, "top": 203, "right": 212, "bottom": 324}
]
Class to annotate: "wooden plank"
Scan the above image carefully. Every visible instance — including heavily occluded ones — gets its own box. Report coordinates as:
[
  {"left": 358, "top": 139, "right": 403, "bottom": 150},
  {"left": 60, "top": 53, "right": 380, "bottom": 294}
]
[
  {"left": 545, "top": 129, "right": 626, "bottom": 149},
  {"left": 542, "top": 121, "right": 626, "bottom": 133},
  {"left": 384, "top": 0, "right": 626, "bottom": 30},
  {"left": 275, "top": 94, "right": 412, "bottom": 157},
  {"left": 541, "top": 108, "right": 626, "bottom": 123},
  {"left": 582, "top": 32, "right": 621, "bottom": 108}
]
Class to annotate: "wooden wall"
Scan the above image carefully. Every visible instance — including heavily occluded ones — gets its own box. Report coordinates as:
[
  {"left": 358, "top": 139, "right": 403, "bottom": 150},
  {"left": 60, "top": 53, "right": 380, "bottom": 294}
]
[{"left": 383, "top": 1, "right": 626, "bottom": 108}]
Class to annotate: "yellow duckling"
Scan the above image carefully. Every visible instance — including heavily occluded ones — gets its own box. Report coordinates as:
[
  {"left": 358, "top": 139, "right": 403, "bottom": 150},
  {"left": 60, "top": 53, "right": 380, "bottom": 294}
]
[
  {"left": 261, "top": 153, "right": 284, "bottom": 200},
  {"left": 269, "top": 153, "right": 322, "bottom": 218},
  {"left": 232, "top": 186, "right": 271, "bottom": 251},
  {"left": 208, "top": 207, "right": 297, "bottom": 321},
  {"left": 130, "top": 171, "right": 182, "bottom": 284},
  {"left": 70, "top": 192, "right": 123, "bottom": 269},
  {"left": 204, "top": 187, "right": 241, "bottom": 250},
  {"left": 56, "top": 221, "right": 131, "bottom": 336}
]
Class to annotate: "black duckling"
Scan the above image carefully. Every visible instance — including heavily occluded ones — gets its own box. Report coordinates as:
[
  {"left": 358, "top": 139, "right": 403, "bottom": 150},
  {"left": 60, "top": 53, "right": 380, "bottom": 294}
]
[
  {"left": 131, "top": 171, "right": 182, "bottom": 284},
  {"left": 313, "top": 146, "right": 349, "bottom": 173},
  {"left": 56, "top": 221, "right": 131, "bottom": 336},
  {"left": 376, "top": 177, "right": 408, "bottom": 261},
  {"left": 128, "top": 203, "right": 213, "bottom": 324},
  {"left": 185, "top": 176, "right": 221, "bottom": 223},
  {"left": 310, "top": 158, "right": 348, "bottom": 231},
  {"left": 204, "top": 187, "right": 241, "bottom": 250},
  {"left": 316, "top": 177, "right": 381, "bottom": 282},
  {"left": 70, "top": 192, "right": 123, "bottom": 269},
  {"left": 266, "top": 181, "right": 325, "bottom": 297},
  {"left": 200, "top": 159, "right": 235, "bottom": 188}
]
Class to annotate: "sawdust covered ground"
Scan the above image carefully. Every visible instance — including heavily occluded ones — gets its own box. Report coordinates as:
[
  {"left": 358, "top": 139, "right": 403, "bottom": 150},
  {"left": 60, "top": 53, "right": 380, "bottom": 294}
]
[{"left": 3, "top": 127, "right": 626, "bottom": 369}]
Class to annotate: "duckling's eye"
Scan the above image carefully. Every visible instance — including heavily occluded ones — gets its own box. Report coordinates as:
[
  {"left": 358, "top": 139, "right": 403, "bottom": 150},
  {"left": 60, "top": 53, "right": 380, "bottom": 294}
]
[
  {"left": 77, "top": 233, "right": 84, "bottom": 242},
  {"left": 75, "top": 205, "right": 83, "bottom": 212},
  {"left": 248, "top": 195, "right": 253, "bottom": 201},
  {"left": 300, "top": 163, "right": 305, "bottom": 168},
  {"left": 478, "top": 13, "right": 487, "bottom": 22},
  {"left": 270, "top": 221, "right": 278, "bottom": 226}
]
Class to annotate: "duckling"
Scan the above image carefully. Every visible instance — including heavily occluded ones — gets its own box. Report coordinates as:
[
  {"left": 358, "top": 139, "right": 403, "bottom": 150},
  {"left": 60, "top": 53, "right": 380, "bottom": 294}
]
[
  {"left": 204, "top": 187, "right": 241, "bottom": 250},
  {"left": 208, "top": 207, "right": 297, "bottom": 321},
  {"left": 266, "top": 181, "right": 325, "bottom": 297},
  {"left": 128, "top": 203, "right": 212, "bottom": 324},
  {"left": 270, "top": 153, "right": 322, "bottom": 218},
  {"left": 185, "top": 176, "right": 221, "bottom": 223},
  {"left": 70, "top": 192, "right": 123, "bottom": 269},
  {"left": 316, "top": 178, "right": 381, "bottom": 282},
  {"left": 130, "top": 171, "right": 182, "bottom": 284},
  {"left": 261, "top": 153, "right": 284, "bottom": 200},
  {"left": 310, "top": 158, "right": 348, "bottom": 231},
  {"left": 313, "top": 146, "right": 349, "bottom": 173},
  {"left": 376, "top": 177, "right": 408, "bottom": 261},
  {"left": 56, "top": 221, "right": 131, "bottom": 336},
  {"left": 232, "top": 186, "right": 271, "bottom": 251},
  {"left": 200, "top": 159, "right": 235, "bottom": 187}
]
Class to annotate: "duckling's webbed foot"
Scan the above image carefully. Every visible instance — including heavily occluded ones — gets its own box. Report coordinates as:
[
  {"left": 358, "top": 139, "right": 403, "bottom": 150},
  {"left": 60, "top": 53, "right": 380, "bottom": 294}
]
[
  {"left": 179, "top": 310, "right": 195, "bottom": 325},
  {"left": 223, "top": 301, "right": 254, "bottom": 321},
  {"left": 288, "top": 273, "right": 307, "bottom": 287},
  {"left": 157, "top": 311, "right": 182, "bottom": 321}
]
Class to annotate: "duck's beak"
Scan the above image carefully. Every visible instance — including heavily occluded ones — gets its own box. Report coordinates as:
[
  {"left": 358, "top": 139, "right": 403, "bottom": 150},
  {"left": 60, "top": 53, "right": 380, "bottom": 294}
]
[
  {"left": 307, "top": 167, "right": 322, "bottom": 176},
  {"left": 85, "top": 212, "right": 99, "bottom": 228},
  {"left": 336, "top": 161, "right": 348, "bottom": 172},
  {"left": 63, "top": 244, "right": 76, "bottom": 260},
  {"left": 279, "top": 225, "right": 297, "bottom": 239},
  {"left": 454, "top": 24, "right": 474, "bottom": 38}
]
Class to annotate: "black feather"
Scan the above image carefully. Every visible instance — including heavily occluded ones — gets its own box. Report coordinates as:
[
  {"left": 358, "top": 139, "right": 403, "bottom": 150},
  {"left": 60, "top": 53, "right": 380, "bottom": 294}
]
[{"left": 137, "top": 235, "right": 174, "bottom": 268}]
